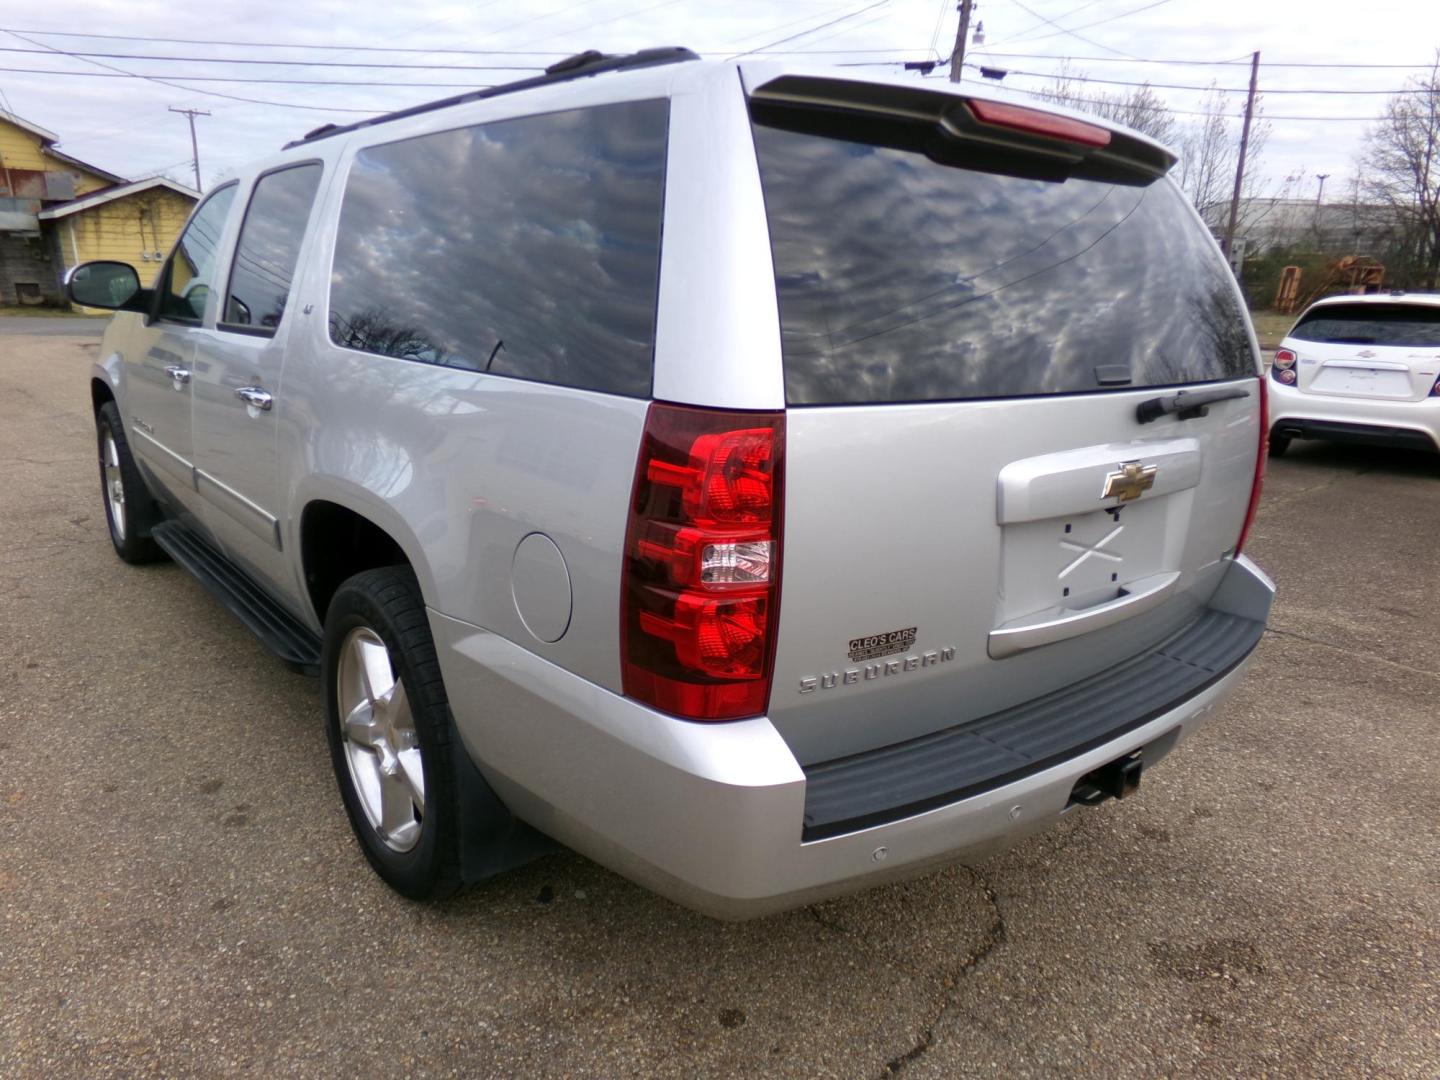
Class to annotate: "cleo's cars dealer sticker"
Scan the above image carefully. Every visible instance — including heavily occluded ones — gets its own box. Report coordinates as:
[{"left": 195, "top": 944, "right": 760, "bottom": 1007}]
[{"left": 847, "top": 627, "right": 917, "bottom": 663}]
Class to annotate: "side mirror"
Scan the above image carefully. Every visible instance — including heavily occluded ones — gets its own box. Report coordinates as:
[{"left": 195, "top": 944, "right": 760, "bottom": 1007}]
[{"left": 66, "top": 261, "right": 147, "bottom": 312}]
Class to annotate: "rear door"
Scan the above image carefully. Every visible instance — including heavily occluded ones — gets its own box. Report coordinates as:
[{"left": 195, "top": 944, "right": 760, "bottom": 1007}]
[
  {"left": 1286, "top": 302, "right": 1440, "bottom": 401},
  {"left": 745, "top": 78, "right": 1263, "bottom": 764}
]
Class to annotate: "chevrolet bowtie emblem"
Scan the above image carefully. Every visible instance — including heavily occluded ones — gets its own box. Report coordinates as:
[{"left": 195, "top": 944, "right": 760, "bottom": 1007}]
[{"left": 1102, "top": 461, "right": 1158, "bottom": 503}]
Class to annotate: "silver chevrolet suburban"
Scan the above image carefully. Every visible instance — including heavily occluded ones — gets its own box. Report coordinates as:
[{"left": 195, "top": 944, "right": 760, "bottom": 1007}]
[{"left": 70, "top": 49, "right": 1274, "bottom": 918}]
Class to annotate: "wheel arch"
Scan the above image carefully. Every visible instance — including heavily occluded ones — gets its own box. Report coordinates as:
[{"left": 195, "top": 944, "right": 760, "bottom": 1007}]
[
  {"left": 91, "top": 352, "right": 125, "bottom": 416},
  {"left": 296, "top": 486, "right": 435, "bottom": 625}
]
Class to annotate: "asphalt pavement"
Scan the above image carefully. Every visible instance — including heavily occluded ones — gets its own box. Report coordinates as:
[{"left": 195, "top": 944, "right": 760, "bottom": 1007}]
[
  {"left": 1, "top": 334, "right": 1437, "bottom": 1078},
  {"left": 0, "top": 316, "right": 107, "bottom": 337}
]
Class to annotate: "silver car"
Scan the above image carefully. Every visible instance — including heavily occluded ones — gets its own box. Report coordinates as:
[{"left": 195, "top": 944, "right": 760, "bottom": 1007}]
[
  {"left": 1269, "top": 291, "right": 1440, "bottom": 457},
  {"left": 70, "top": 49, "right": 1273, "bottom": 918}
]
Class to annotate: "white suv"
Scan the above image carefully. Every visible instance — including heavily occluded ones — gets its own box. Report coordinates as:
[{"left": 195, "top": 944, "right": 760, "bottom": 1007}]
[{"left": 1269, "top": 292, "right": 1440, "bottom": 457}]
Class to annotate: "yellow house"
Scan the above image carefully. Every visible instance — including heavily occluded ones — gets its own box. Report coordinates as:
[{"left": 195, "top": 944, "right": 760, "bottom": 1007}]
[
  {"left": 40, "top": 178, "right": 200, "bottom": 304},
  {"left": 1, "top": 108, "right": 197, "bottom": 308}
]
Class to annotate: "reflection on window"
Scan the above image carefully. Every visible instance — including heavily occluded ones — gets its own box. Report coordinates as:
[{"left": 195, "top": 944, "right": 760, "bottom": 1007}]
[
  {"left": 223, "top": 164, "right": 322, "bottom": 335},
  {"left": 328, "top": 99, "right": 668, "bottom": 397},
  {"left": 1291, "top": 304, "right": 1440, "bottom": 348},
  {"left": 158, "top": 184, "right": 237, "bottom": 322},
  {"left": 752, "top": 123, "right": 1253, "bottom": 405}
]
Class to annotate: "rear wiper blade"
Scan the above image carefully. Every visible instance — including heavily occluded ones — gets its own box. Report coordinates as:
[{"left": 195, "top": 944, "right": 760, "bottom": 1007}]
[
  {"left": 1325, "top": 336, "right": 1376, "bottom": 344},
  {"left": 1136, "top": 385, "right": 1250, "bottom": 424}
]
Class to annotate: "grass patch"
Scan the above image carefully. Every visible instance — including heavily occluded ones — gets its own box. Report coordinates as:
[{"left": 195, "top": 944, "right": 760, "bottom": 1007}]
[{"left": 1249, "top": 310, "right": 1295, "bottom": 350}]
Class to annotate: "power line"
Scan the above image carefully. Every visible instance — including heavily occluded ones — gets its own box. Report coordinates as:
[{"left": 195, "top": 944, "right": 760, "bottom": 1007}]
[
  {"left": 0, "top": 25, "right": 573, "bottom": 54},
  {"left": 989, "top": 0, "right": 1175, "bottom": 59},
  {"left": 975, "top": 51, "right": 1440, "bottom": 69},
  {"left": 0, "top": 65, "right": 499, "bottom": 87},
  {"left": 926, "top": 0, "right": 949, "bottom": 60},
  {"left": 0, "top": 28, "right": 378, "bottom": 112},
  {"left": 0, "top": 45, "right": 544, "bottom": 70},
  {"left": 982, "top": 78, "right": 1380, "bottom": 121},
  {"left": 991, "top": 0, "right": 1110, "bottom": 46},
  {"left": 1, "top": 25, "right": 1430, "bottom": 70},
  {"left": 786, "top": 7, "right": 896, "bottom": 53},
  {"left": 495, "top": 0, "right": 679, "bottom": 53},
  {"left": 4, "top": 54, "right": 1417, "bottom": 98},
  {"left": 133, "top": 157, "right": 197, "bottom": 178},
  {"left": 730, "top": 0, "right": 892, "bottom": 60},
  {"left": 721, "top": 4, "right": 860, "bottom": 52},
  {"left": 983, "top": 64, "right": 1419, "bottom": 94}
]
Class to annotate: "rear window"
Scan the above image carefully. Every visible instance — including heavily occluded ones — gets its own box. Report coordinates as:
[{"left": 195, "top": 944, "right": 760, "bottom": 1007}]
[
  {"left": 328, "top": 99, "right": 668, "bottom": 397},
  {"left": 1290, "top": 303, "right": 1440, "bottom": 347},
  {"left": 750, "top": 119, "right": 1253, "bottom": 406}
]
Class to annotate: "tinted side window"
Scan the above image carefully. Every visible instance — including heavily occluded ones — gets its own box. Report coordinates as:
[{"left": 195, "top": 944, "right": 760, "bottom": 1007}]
[
  {"left": 158, "top": 184, "right": 238, "bottom": 323},
  {"left": 222, "top": 164, "right": 323, "bottom": 335},
  {"left": 328, "top": 99, "right": 668, "bottom": 397},
  {"left": 1290, "top": 303, "right": 1440, "bottom": 347},
  {"left": 751, "top": 121, "right": 1253, "bottom": 405}
]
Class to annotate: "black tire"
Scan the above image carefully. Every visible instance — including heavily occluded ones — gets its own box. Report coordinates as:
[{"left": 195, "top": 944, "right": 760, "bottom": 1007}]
[
  {"left": 96, "top": 401, "right": 165, "bottom": 564},
  {"left": 1268, "top": 432, "right": 1291, "bottom": 458},
  {"left": 321, "top": 566, "right": 462, "bottom": 901}
]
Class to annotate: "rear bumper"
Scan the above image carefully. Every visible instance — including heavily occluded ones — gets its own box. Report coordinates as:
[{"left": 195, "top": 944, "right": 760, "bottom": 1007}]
[
  {"left": 432, "top": 556, "right": 1274, "bottom": 919},
  {"left": 1269, "top": 380, "right": 1440, "bottom": 451}
]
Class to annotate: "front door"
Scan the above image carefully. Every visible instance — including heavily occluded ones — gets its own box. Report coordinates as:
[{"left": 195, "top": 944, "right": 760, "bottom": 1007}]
[
  {"left": 191, "top": 163, "right": 324, "bottom": 599},
  {"left": 123, "top": 184, "right": 238, "bottom": 511}
]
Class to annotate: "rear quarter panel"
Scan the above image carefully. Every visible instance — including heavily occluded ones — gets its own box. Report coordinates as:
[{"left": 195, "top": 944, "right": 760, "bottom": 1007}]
[{"left": 271, "top": 82, "right": 685, "bottom": 692}]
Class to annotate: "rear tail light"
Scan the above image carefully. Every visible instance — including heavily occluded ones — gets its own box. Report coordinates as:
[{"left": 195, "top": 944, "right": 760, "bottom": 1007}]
[
  {"left": 1271, "top": 349, "right": 1298, "bottom": 385},
  {"left": 622, "top": 404, "right": 784, "bottom": 720},
  {"left": 1431, "top": 374, "right": 1440, "bottom": 396},
  {"left": 1235, "top": 376, "right": 1267, "bottom": 555}
]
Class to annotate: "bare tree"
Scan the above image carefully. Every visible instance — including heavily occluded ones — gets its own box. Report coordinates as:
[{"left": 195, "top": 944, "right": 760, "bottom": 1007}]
[
  {"left": 1173, "top": 85, "right": 1233, "bottom": 218},
  {"left": 329, "top": 307, "right": 439, "bottom": 361},
  {"left": 1171, "top": 83, "right": 1274, "bottom": 241},
  {"left": 1033, "top": 61, "right": 1177, "bottom": 145},
  {"left": 1031, "top": 67, "right": 1282, "bottom": 244},
  {"left": 1359, "top": 52, "right": 1440, "bottom": 288}
]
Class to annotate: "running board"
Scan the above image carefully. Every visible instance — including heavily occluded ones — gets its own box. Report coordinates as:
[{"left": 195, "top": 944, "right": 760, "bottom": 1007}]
[{"left": 151, "top": 520, "right": 322, "bottom": 676}]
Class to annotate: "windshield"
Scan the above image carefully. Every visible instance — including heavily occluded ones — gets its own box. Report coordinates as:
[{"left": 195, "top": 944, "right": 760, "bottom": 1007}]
[
  {"left": 1290, "top": 303, "right": 1440, "bottom": 347},
  {"left": 750, "top": 116, "right": 1254, "bottom": 406}
]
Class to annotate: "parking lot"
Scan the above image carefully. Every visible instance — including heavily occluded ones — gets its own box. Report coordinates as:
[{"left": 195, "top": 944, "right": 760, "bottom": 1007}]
[{"left": 2, "top": 329, "right": 1437, "bottom": 1078}]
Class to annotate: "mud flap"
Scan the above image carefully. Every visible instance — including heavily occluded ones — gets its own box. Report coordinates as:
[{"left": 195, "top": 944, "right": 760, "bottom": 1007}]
[{"left": 451, "top": 719, "right": 558, "bottom": 882}]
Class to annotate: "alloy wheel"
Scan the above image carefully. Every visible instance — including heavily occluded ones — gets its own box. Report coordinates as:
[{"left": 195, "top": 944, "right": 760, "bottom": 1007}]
[
  {"left": 336, "top": 627, "right": 425, "bottom": 852},
  {"left": 101, "top": 429, "right": 126, "bottom": 541}
]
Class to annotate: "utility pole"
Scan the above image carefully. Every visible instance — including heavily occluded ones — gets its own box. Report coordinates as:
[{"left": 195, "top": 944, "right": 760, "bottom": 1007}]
[
  {"left": 1314, "top": 173, "right": 1330, "bottom": 204},
  {"left": 168, "top": 107, "right": 211, "bottom": 193},
  {"left": 1221, "top": 51, "right": 1260, "bottom": 261},
  {"left": 949, "top": 0, "right": 975, "bottom": 83}
]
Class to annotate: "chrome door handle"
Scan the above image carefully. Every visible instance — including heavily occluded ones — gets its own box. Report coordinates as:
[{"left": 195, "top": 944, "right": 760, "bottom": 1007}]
[
  {"left": 235, "top": 386, "right": 273, "bottom": 411},
  {"left": 164, "top": 364, "right": 191, "bottom": 385}
]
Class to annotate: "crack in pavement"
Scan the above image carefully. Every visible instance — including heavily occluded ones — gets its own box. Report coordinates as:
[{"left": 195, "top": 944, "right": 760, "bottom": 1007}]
[
  {"left": 1263, "top": 626, "right": 1440, "bottom": 682},
  {"left": 877, "top": 866, "right": 1009, "bottom": 1077},
  {"left": 1256, "top": 464, "right": 1374, "bottom": 513},
  {"left": 805, "top": 904, "right": 849, "bottom": 936}
]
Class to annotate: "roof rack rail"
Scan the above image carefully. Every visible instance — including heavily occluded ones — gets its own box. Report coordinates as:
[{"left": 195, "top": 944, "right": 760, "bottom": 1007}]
[{"left": 284, "top": 46, "right": 699, "bottom": 150}]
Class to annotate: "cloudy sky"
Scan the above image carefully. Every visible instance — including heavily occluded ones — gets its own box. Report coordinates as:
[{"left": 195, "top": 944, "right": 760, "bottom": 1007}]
[{"left": 1, "top": 0, "right": 1435, "bottom": 198}]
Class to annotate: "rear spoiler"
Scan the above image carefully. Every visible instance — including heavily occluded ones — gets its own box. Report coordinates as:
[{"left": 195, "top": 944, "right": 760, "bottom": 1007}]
[{"left": 746, "top": 74, "right": 1175, "bottom": 184}]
